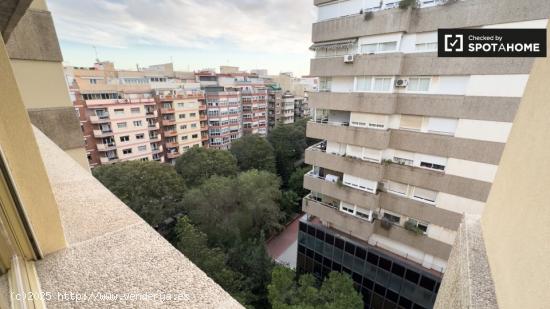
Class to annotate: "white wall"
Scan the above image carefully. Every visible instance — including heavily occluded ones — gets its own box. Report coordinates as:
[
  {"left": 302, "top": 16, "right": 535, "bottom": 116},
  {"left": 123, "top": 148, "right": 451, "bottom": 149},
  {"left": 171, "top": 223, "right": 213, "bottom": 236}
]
[
  {"left": 446, "top": 159, "right": 498, "bottom": 183},
  {"left": 331, "top": 77, "right": 354, "bottom": 92},
  {"left": 466, "top": 75, "right": 530, "bottom": 97},
  {"left": 427, "top": 225, "right": 456, "bottom": 245},
  {"left": 455, "top": 119, "right": 513, "bottom": 143},
  {"left": 437, "top": 193, "right": 485, "bottom": 215}
]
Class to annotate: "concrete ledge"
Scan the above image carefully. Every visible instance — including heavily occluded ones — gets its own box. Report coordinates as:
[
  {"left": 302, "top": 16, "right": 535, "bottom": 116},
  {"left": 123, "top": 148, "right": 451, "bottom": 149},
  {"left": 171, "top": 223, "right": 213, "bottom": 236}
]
[
  {"left": 6, "top": 9, "right": 63, "bottom": 62},
  {"left": 434, "top": 215, "right": 497, "bottom": 309},
  {"left": 28, "top": 107, "right": 84, "bottom": 150},
  {"left": 32, "top": 127, "right": 242, "bottom": 308}
]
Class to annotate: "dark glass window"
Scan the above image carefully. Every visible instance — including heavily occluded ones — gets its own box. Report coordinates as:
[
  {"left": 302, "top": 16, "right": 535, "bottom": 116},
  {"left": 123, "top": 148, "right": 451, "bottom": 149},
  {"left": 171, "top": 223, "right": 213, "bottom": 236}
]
[
  {"left": 374, "top": 283, "right": 386, "bottom": 296},
  {"left": 405, "top": 270, "right": 420, "bottom": 284},
  {"left": 367, "top": 252, "right": 379, "bottom": 265},
  {"left": 323, "top": 257, "right": 332, "bottom": 268},
  {"left": 306, "top": 248, "right": 314, "bottom": 258},
  {"left": 363, "top": 278, "right": 374, "bottom": 290},
  {"left": 316, "top": 229, "right": 325, "bottom": 240},
  {"left": 298, "top": 245, "right": 305, "bottom": 254},
  {"left": 355, "top": 247, "right": 367, "bottom": 259},
  {"left": 335, "top": 238, "right": 345, "bottom": 250},
  {"left": 399, "top": 296, "right": 413, "bottom": 309},
  {"left": 413, "top": 304, "right": 427, "bottom": 309},
  {"left": 307, "top": 225, "right": 316, "bottom": 236},
  {"left": 386, "top": 289, "right": 399, "bottom": 302},
  {"left": 391, "top": 263, "right": 405, "bottom": 277},
  {"left": 314, "top": 252, "right": 323, "bottom": 263},
  {"left": 325, "top": 233, "right": 334, "bottom": 245},
  {"left": 345, "top": 242, "right": 356, "bottom": 255},
  {"left": 379, "top": 257, "right": 392, "bottom": 271},
  {"left": 419, "top": 276, "right": 436, "bottom": 291}
]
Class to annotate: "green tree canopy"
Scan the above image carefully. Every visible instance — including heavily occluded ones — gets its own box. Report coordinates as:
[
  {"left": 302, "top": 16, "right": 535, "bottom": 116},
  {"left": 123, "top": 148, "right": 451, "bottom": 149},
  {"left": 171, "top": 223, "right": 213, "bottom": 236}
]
[
  {"left": 268, "top": 122, "right": 308, "bottom": 185},
  {"left": 230, "top": 135, "right": 276, "bottom": 173},
  {"left": 175, "top": 147, "right": 238, "bottom": 187},
  {"left": 93, "top": 161, "right": 186, "bottom": 226},
  {"left": 288, "top": 166, "right": 311, "bottom": 198},
  {"left": 182, "top": 170, "right": 284, "bottom": 247},
  {"left": 268, "top": 266, "right": 363, "bottom": 309}
]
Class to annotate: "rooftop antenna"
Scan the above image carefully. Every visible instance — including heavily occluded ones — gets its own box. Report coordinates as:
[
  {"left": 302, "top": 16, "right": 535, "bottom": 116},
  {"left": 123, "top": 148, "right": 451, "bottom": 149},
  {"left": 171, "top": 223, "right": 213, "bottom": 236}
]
[{"left": 93, "top": 45, "right": 100, "bottom": 63}]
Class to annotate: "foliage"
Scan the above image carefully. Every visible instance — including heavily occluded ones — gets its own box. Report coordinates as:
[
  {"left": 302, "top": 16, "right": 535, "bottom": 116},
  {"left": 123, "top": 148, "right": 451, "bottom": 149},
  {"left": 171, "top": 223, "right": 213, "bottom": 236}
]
[
  {"left": 404, "top": 219, "right": 424, "bottom": 235},
  {"left": 399, "top": 0, "right": 418, "bottom": 9},
  {"left": 93, "top": 161, "right": 185, "bottom": 226},
  {"left": 182, "top": 170, "right": 284, "bottom": 247},
  {"left": 268, "top": 266, "right": 363, "bottom": 309},
  {"left": 288, "top": 166, "right": 311, "bottom": 198},
  {"left": 280, "top": 190, "right": 301, "bottom": 217},
  {"left": 174, "top": 217, "right": 249, "bottom": 304},
  {"left": 230, "top": 135, "right": 276, "bottom": 173},
  {"left": 227, "top": 236, "right": 276, "bottom": 308},
  {"left": 268, "top": 121, "right": 308, "bottom": 185},
  {"left": 175, "top": 147, "right": 238, "bottom": 187}
]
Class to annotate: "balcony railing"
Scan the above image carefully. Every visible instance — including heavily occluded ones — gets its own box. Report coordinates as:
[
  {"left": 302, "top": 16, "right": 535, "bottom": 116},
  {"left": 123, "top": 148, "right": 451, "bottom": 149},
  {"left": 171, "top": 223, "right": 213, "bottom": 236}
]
[
  {"left": 311, "top": 119, "right": 349, "bottom": 127},
  {"left": 90, "top": 114, "right": 110, "bottom": 124},
  {"left": 148, "top": 123, "right": 160, "bottom": 130},
  {"left": 93, "top": 130, "right": 114, "bottom": 138},
  {"left": 166, "top": 152, "right": 181, "bottom": 159},
  {"left": 164, "top": 130, "right": 177, "bottom": 137},
  {"left": 96, "top": 143, "right": 117, "bottom": 152},
  {"left": 162, "top": 119, "right": 176, "bottom": 126}
]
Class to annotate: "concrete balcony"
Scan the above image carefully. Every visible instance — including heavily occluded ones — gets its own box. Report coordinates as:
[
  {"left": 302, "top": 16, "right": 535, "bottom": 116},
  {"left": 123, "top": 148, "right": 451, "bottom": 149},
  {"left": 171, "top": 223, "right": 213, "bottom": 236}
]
[
  {"left": 160, "top": 108, "right": 175, "bottom": 114},
  {"left": 28, "top": 128, "right": 241, "bottom": 308},
  {"left": 151, "top": 146, "right": 163, "bottom": 154},
  {"left": 305, "top": 146, "right": 383, "bottom": 181},
  {"left": 167, "top": 152, "right": 181, "bottom": 159},
  {"left": 96, "top": 143, "right": 116, "bottom": 152},
  {"left": 310, "top": 53, "right": 532, "bottom": 77},
  {"left": 309, "top": 92, "right": 397, "bottom": 115},
  {"left": 89, "top": 115, "right": 110, "bottom": 124},
  {"left": 147, "top": 123, "right": 160, "bottom": 130},
  {"left": 307, "top": 121, "right": 390, "bottom": 150},
  {"left": 310, "top": 53, "right": 404, "bottom": 77},
  {"left": 164, "top": 130, "right": 177, "bottom": 138},
  {"left": 99, "top": 156, "right": 119, "bottom": 164},
  {"left": 166, "top": 141, "right": 179, "bottom": 149},
  {"left": 145, "top": 110, "right": 158, "bottom": 118},
  {"left": 303, "top": 173, "right": 379, "bottom": 210},
  {"left": 372, "top": 220, "right": 452, "bottom": 260},
  {"left": 149, "top": 135, "right": 161, "bottom": 142},
  {"left": 303, "top": 196, "right": 376, "bottom": 241},
  {"left": 162, "top": 119, "right": 176, "bottom": 126},
  {"left": 92, "top": 129, "right": 113, "bottom": 138},
  {"left": 389, "top": 130, "right": 505, "bottom": 166}
]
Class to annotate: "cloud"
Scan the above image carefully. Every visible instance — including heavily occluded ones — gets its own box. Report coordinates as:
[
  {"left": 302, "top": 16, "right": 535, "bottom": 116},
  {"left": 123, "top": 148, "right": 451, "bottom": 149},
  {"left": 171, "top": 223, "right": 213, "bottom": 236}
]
[{"left": 48, "top": 0, "right": 316, "bottom": 54}]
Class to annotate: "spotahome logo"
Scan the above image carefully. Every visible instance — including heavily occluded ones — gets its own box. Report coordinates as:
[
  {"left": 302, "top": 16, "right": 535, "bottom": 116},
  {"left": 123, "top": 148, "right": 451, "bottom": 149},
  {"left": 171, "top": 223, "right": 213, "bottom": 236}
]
[{"left": 438, "top": 29, "right": 546, "bottom": 57}]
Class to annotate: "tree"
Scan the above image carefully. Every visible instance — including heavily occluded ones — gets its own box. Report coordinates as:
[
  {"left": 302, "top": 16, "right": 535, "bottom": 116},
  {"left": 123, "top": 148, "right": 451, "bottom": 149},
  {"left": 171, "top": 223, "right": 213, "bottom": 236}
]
[
  {"left": 280, "top": 190, "right": 301, "bottom": 217},
  {"left": 288, "top": 166, "right": 311, "bottom": 198},
  {"left": 268, "top": 266, "right": 363, "bottom": 309},
  {"left": 93, "top": 161, "right": 185, "bottom": 226},
  {"left": 182, "top": 170, "right": 284, "bottom": 247},
  {"left": 174, "top": 217, "right": 248, "bottom": 304},
  {"left": 268, "top": 122, "right": 308, "bottom": 185},
  {"left": 230, "top": 135, "right": 276, "bottom": 173},
  {"left": 175, "top": 147, "right": 238, "bottom": 187}
]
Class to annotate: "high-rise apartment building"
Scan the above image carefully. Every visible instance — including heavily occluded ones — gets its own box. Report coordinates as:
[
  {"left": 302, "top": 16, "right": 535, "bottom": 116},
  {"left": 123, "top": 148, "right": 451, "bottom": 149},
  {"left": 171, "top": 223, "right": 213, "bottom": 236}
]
[
  {"left": 267, "top": 85, "right": 283, "bottom": 132},
  {"left": 281, "top": 91, "right": 296, "bottom": 124},
  {"left": 240, "top": 85, "right": 269, "bottom": 136},
  {"left": 204, "top": 87, "right": 242, "bottom": 150},
  {"left": 299, "top": 1, "right": 549, "bottom": 308}
]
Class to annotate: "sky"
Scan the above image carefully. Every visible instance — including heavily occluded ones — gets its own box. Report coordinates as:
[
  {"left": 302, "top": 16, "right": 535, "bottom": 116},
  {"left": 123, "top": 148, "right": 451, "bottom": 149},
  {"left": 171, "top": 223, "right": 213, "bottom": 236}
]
[{"left": 48, "top": 0, "right": 317, "bottom": 76}]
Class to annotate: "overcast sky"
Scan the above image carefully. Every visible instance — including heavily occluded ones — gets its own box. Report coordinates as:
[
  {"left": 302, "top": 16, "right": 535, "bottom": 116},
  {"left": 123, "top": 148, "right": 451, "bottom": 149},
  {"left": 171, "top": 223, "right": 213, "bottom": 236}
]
[{"left": 48, "top": 0, "right": 316, "bottom": 76}]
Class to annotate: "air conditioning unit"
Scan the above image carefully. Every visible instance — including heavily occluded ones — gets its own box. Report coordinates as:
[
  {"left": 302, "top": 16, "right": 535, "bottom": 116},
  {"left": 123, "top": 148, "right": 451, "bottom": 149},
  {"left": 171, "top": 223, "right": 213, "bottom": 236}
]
[
  {"left": 395, "top": 79, "right": 409, "bottom": 88},
  {"left": 344, "top": 54, "right": 354, "bottom": 63}
]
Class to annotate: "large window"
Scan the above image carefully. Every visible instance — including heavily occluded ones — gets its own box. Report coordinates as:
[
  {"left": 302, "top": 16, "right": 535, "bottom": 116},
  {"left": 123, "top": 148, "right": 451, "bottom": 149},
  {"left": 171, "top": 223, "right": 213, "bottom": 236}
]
[
  {"left": 361, "top": 41, "right": 398, "bottom": 54},
  {"left": 408, "top": 77, "right": 431, "bottom": 92},
  {"left": 355, "top": 77, "right": 392, "bottom": 92},
  {"left": 319, "top": 77, "right": 332, "bottom": 92},
  {"left": 412, "top": 187, "right": 438, "bottom": 204}
]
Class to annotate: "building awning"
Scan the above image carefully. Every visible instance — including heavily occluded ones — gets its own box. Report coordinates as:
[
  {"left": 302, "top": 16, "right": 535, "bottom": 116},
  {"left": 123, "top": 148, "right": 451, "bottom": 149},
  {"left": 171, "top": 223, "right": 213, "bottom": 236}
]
[{"left": 309, "top": 39, "right": 357, "bottom": 51}]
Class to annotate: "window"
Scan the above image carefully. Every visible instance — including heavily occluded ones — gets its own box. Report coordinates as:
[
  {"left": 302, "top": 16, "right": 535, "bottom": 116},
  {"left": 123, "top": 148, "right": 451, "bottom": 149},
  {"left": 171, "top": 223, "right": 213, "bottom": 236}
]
[
  {"left": 190, "top": 113, "right": 196, "bottom": 117},
  {"left": 177, "top": 103, "right": 185, "bottom": 108},
  {"left": 117, "top": 122, "right": 127, "bottom": 129},
  {"left": 89, "top": 79, "right": 98, "bottom": 84},
  {"left": 135, "top": 133, "right": 144, "bottom": 140},
  {"left": 340, "top": 202, "right": 354, "bottom": 214},
  {"left": 360, "top": 41, "right": 398, "bottom": 54},
  {"left": 373, "top": 77, "right": 392, "bottom": 92},
  {"left": 387, "top": 181, "right": 408, "bottom": 196},
  {"left": 180, "top": 125, "right": 187, "bottom": 130},
  {"left": 179, "top": 114, "right": 186, "bottom": 119},
  {"left": 120, "top": 136, "right": 129, "bottom": 142},
  {"left": 420, "top": 161, "right": 445, "bottom": 171},
  {"left": 138, "top": 145, "right": 147, "bottom": 152},
  {"left": 408, "top": 77, "right": 431, "bottom": 92},
  {"left": 342, "top": 174, "right": 377, "bottom": 194},
  {"left": 133, "top": 120, "right": 142, "bottom": 127},
  {"left": 122, "top": 148, "right": 132, "bottom": 155},
  {"left": 181, "top": 135, "right": 188, "bottom": 141},
  {"left": 131, "top": 107, "right": 140, "bottom": 114},
  {"left": 399, "top": 115, "right": 423, "bottom": 131},
  {"left": 408, "top": 218, "right": 429, "bottom": 233},
  {"left": 192, "top": 134, "right": 198, "bottom": 139},
  {"left": 319, "top": 77, "right": 332, "bottom": 91},
  {"left": 114, "top": 109, "right": 124, "bottom": 115},
  {"left": 383, "top": 212, "right": 400, "bottom": 224},
  {"left": 191, "top": 123, "right": 197, "bottom": 128},
  {"left": 415, "top": 42, "right": 438, "bottom": 51},
  {"left": 426, "top": 117, "right": 458, "bottom": 135},
  {"left": 393, "top": 157, "right": 413, "bottom": 166},
  {"left": 413, "top": 187, "right": 438, "bottom": 204},
  {"left": 356, "top": 76, "right": 372, "bottom": 91}
]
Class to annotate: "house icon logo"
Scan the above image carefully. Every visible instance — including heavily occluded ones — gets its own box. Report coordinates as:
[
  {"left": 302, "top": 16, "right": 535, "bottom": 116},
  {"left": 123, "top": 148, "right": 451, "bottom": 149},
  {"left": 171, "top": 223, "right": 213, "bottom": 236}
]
[{"left": 444, "top": 34, "right": 464, "bottom": 52}]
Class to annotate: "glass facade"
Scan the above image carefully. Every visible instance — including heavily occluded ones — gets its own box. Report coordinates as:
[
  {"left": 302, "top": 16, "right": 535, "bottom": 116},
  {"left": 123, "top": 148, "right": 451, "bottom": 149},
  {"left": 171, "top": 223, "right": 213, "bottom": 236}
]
[{"left": 297, "top": 221, "right": 441, "bottom": 309}]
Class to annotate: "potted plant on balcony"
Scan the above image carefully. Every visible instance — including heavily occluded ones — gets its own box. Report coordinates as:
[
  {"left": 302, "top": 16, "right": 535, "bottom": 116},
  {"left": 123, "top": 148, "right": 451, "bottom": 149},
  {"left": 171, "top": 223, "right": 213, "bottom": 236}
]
[
  {"left": 399, "top": 0, "right": 418, "bottom": 9},
  {"left": 404, "top": 219, "right": 425, "bottom": 235},
  {"left": 380, "top": 218, "right": 393, "bottom": 230}
]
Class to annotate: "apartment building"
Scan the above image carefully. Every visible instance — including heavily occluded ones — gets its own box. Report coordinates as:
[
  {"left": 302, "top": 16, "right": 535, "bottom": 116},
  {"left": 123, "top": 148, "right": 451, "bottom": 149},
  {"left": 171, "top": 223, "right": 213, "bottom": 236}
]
[
  {"left": 294, "top": 95, "right": 311, "bottom": 119},
  {"left": 68, "top": 63, "right": 164, "bottom": 167},
  {"left": 158, "top": 90, "right": 203, "bottom": 164},
  {"left": 282, "top": 91, "right": 296, "bottom": 124},
  {"left": 300, "top": 1, "right": 550, "bottom": 308},
  {"left": 204, "top": 87, "right": 242, "bottom": 150}
]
